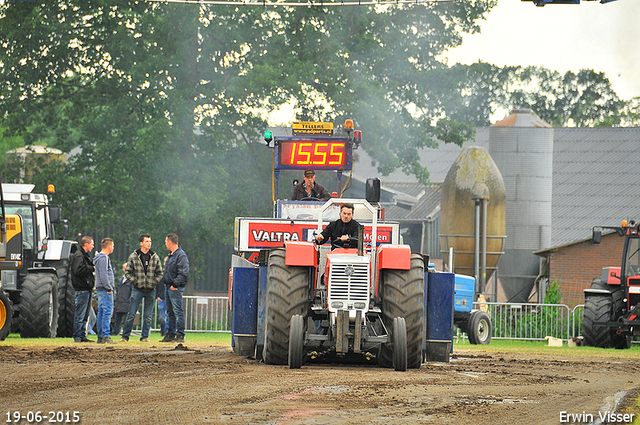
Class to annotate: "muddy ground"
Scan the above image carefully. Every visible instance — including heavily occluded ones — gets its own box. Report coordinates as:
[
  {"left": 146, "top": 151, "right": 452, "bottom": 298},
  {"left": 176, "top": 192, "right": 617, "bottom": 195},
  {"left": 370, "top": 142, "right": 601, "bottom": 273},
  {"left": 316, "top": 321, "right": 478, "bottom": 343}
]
[{"left": 1, "top": 342, "right": 639, "bottom": 425}]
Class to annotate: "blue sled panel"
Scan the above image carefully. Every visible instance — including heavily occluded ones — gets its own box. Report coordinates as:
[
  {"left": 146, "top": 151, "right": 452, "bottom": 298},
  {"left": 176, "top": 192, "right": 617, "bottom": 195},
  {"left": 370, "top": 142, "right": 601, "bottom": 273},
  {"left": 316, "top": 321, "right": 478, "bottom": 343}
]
[
  {"left": 232, "top": 267, "right": 259, "bottom": 338},
  {"left": 426, "top": 272, "right": 455, "bottom": 343}
]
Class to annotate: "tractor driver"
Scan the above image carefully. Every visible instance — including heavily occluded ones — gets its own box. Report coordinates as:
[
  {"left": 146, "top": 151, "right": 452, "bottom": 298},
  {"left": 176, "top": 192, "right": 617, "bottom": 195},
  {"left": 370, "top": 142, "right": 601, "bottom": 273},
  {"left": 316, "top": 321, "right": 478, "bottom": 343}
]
[
  {"left": 291, "top": 169, "right": 331, "bottom": 202},
  {"left": 315, "top": 203, "right": 360, "bottom": 249}
]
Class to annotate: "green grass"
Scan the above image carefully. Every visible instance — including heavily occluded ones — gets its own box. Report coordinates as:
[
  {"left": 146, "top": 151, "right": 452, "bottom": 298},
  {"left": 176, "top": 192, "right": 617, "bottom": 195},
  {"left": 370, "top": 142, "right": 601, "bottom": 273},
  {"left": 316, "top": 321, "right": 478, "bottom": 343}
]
[
  {"left": 0, "top": 331, "right": 232, "bottom": 348},
  {"left": 625, "top": 394, "right": 640, "bottom": 425},
  {"left": 454, "top": 338, "right": 640, "bottom": 359},
  {"left": 4, "top": 333, "right": 639, "bottom": 359}
]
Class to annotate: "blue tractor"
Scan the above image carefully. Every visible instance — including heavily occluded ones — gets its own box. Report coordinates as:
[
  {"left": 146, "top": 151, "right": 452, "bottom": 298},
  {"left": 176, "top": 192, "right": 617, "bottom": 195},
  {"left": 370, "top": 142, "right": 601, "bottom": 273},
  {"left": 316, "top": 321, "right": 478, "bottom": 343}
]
[{"left": 449, "top": 271, "right": 492, "bottom": 345}]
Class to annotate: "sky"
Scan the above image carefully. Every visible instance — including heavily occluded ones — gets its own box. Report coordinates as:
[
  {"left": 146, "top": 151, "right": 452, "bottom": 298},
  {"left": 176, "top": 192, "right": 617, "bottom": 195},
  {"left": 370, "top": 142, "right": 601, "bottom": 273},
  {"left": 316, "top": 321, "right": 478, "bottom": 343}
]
[{"left": 443, "top": 0, "right": 640, "bottom": 101}]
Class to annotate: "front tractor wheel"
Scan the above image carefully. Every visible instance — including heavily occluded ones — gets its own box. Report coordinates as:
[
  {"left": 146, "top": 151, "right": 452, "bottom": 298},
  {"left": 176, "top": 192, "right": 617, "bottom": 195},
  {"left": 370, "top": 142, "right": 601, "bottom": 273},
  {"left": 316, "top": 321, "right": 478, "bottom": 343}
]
[
  {"left": 583, "top": 295, "right": 613, "bottom": 348},
  {"left": 0, "top": 290, "right": 12, "bottom": 341},
  {"left": 378, "top": 253, "right": 425, "bottom": 369},
  {"left": 392, "top": 317, "right": 408, "bottom": 372},
  {"left": 288, "top": 314, "right": 306, "bottom": 369},
  {"left": 263, "top": 249, "right": 310, "bottom": 365},
  {"left": 467, "top": 310, "right": 491, "bottom": 345}
]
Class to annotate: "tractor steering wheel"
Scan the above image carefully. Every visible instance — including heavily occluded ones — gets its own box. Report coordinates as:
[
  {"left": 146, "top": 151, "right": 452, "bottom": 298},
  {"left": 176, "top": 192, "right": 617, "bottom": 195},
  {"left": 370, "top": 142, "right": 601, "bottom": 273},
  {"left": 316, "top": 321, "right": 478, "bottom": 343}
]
[
  {"left": 331, "top": 236, "right": 359, "bottom": 250},
  {"left": 299, "top": 196, "right": 320, "bottom": 201}
]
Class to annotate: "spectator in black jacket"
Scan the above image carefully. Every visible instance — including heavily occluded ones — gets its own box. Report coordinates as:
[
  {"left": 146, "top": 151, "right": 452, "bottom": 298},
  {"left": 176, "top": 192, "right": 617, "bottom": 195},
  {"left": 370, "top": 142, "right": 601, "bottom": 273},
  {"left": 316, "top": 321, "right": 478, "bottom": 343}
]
[
  {"left": 71, "top": 236, "right": 95, "bottom": 342},
  {"left": 111, "top": 263, "right": 132, "bottom": 336},
  {"left": 160, "top": 234, "right": 189, "bottom": 343},
  {"left": 315, "top": 203, "right": 360, "bottom": 249}
]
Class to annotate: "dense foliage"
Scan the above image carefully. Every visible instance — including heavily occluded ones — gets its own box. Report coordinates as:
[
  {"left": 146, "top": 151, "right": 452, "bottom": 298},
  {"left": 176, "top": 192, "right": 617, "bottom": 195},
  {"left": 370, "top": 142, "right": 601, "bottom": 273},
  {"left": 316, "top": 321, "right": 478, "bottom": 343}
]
[{"left": 1, "top": 1, "right": 637, "bottom": 288}]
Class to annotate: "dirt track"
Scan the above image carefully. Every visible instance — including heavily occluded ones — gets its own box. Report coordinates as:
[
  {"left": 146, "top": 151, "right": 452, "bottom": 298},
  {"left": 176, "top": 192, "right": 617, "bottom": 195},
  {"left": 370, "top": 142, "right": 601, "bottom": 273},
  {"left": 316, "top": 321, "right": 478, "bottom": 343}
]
[{"left": 1, "top": 343, "right": 639, "bottom": 425}]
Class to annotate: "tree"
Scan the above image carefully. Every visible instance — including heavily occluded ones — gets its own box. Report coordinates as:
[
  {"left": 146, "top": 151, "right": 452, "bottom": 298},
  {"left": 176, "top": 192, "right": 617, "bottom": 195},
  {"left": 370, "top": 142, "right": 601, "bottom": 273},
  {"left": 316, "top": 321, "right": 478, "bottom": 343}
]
[
  {"left": 437, "top": 63, "right": 630, "bottom": 127},
  {"left": 0, "top": 1, "right": 497, "bottom": 287}
]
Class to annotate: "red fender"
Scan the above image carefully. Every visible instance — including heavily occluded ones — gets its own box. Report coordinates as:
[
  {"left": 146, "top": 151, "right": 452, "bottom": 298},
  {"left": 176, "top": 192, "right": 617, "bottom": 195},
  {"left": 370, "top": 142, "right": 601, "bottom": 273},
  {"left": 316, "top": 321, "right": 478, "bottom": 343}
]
[
  {"left": 375, "top": 245, "right": 412, "bottom": 298},
  {"left": 376, "top": 244, "right": 411, "bottom": 271},
  {"left": 284, "top": 241, "right": 317, "bottom": 267}
]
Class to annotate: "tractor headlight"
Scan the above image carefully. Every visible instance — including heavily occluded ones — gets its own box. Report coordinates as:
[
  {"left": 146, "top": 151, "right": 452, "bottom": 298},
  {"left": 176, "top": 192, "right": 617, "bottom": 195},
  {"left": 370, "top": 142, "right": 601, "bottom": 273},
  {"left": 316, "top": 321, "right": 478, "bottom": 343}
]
[
  {"left": 353, "top": 302, "right": 366, "bottom": 309},
  {"left": 331, "top": 301, "right": 344, "bottom": 309}
]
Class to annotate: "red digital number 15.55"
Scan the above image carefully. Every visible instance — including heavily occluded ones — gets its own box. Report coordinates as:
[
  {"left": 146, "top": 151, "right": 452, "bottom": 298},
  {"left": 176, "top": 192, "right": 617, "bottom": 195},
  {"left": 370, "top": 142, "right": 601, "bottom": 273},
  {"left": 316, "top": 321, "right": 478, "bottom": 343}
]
[{"left": 284, "top": 142, "right": 345, "bottom": 166}]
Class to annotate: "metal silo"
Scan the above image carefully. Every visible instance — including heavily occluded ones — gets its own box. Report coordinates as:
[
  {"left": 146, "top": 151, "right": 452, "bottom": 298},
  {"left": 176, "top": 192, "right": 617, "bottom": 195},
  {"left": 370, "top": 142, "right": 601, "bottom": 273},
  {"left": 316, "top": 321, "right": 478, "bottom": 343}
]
[
  {"left": 439, "top": 146, "right": 507, "bottom": 296},
  {"left": 489, "top": 109, "right": 553, "bottom": 303}
]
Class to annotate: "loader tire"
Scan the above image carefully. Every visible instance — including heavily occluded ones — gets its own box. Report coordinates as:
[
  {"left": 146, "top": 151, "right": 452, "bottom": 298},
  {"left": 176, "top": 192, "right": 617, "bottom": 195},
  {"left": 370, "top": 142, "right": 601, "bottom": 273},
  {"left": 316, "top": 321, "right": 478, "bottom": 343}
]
[
  {"left": 20, "top": 273, "right": 59, "bottom": 338},
  {"left": 609, "top": 287, "right": 630, "bottom": 349},
  {"left": 53, "top": 261, "right": 75, "bottom": 338},
  {"left": 589, "top": 277, "right": 607, "bottom": 291},
  {"left": 0, "top": 290, "right": 12, "bottom": 340},
  {"left": 378, "top": 253, "right": 425, "bottom": 369},
  {"left": 263, "top": 249, "right": 309, "bottom": 365},
  {"left": 587, "top": 280, "right": 629, "bottom": 349},
  {"left": 583, "top": 294, "right": 612, "bottom": 348}
]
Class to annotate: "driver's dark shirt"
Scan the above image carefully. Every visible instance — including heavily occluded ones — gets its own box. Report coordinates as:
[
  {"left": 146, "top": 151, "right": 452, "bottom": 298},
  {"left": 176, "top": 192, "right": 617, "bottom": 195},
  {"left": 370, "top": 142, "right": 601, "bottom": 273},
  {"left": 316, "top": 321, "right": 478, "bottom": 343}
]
[
  {"left": 291, "top": 181, "right": 331, "bottom": 201},
  {"left": 318, "top": 218, "right": 361, "bottom": 248}
]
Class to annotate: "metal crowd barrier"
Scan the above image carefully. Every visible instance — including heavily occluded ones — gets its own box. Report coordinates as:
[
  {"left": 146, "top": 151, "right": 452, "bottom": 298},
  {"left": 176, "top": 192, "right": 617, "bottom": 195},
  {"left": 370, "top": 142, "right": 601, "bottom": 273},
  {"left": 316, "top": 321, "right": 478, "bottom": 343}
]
[
  {"left": 128, "top": 295, "right": 231, "bottom": 333},
  {"left": 128, "top": 297, "right": 588, "bottom": 339},
  {"left": 472, "top": 302, "right": 584, "bottom": 341}
]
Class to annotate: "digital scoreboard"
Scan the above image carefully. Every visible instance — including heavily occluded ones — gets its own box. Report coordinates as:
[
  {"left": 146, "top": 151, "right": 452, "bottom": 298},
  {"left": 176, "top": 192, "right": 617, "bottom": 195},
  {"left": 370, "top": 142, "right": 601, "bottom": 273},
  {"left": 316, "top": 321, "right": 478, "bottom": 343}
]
[
  {"left": 277, "top": 139, "right": 351, "bottom": 170},
  {"left": 267, "top": 121, "right": 357, "bottom": 171}
]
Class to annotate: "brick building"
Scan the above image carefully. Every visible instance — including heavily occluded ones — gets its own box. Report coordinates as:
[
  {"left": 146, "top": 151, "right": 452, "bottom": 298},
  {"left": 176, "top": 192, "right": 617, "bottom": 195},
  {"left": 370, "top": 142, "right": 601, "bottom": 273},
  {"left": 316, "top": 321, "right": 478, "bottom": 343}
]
[{"left": 535, "top": 231, "right": 624, "bottom": 308}]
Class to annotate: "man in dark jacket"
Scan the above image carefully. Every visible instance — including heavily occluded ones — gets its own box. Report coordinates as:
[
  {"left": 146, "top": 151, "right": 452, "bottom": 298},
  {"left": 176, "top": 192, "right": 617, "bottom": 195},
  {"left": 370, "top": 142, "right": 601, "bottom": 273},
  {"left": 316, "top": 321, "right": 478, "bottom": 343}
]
[
  {"left": 71, "top": 236, "right": 95, "bottom": 342},
  {"left": 111, "top": 263, "right": 132, "bottom": 336},
  {"left": 120, "top": 234, "right": 163, "bottom": 342},
  {"left": 315, "top": 203, "right": 360, "bottom": 249},
  {"left": 290, "top": 169, "right": 331, "bottom": 201},
  {"left": 160, "top": 233, "right": 189, "bottom": 343}
]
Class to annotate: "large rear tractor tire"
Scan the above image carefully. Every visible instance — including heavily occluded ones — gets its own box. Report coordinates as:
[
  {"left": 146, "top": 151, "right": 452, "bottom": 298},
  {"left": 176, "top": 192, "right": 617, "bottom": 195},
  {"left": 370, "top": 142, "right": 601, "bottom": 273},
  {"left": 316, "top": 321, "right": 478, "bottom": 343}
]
[
  {"left": 20, "top": 273, "right": 59, "bottom": 338},
  {"left": 379, "top": 253, "right": 425, "bottom": 369},
  {"left": 467, "top": 310, "right": 492, "bottom": 345},
  {"left": 263, "top": 249, "right": 310, "bottom": 365},
  {"left": 52, "top": 261, "right": 74, "bottom": 338},
  {"left": 0, "top": 290, "right": 12, "bottom": 340},
  {"left": 583, "top": 295, "right": 613, "bottom": 348}
]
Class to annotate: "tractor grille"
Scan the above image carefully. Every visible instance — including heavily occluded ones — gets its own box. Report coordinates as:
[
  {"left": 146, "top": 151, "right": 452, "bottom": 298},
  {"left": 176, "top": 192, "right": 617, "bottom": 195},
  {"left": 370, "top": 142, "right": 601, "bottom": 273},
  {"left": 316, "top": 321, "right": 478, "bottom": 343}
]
[{"left": 327, "top": 259, "right": 370, "bottom": 311}]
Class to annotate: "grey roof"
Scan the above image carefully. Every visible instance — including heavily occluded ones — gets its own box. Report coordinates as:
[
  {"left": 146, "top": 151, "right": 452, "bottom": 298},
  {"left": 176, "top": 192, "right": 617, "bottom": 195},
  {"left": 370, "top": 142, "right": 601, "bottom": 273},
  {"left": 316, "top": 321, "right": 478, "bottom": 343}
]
[
  {"left": 353, "top": 126, "right": 640, "bottom": 248},
  {"left": 353, "top": 128, "right": 490, "bottom": 184},
  {"left": 550, "top": 127, "right": 640, "bottom": 247},
  {"left": 380, "top": 182, "right": 442, "bottom": 222}
]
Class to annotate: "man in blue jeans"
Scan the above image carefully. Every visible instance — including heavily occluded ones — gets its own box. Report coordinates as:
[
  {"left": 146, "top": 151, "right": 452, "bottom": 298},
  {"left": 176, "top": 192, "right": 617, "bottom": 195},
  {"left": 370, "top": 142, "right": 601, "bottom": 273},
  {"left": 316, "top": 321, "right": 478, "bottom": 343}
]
[
  {"left": 120, "top": 234, "right": 163, "bottom": 342},
  {"left": 94, "top": 238, "right": 116, "bottom": 344},
  {"left": 160, "top": 233, "right": 189, "bottom": 343},
  {"left": 71, "top": 236, "right": 95, "bottom": 343}
]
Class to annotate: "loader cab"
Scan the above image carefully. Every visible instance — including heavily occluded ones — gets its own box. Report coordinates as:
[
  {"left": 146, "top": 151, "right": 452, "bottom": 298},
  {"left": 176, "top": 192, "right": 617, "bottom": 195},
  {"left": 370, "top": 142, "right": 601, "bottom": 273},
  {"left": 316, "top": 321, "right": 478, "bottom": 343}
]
[
  {"left": 4, "top": 204, "right": 36, "bottom": 268},
  {"left": 0, "top": 184, "right": 60, "bottom": 283},
  {"left": 3, "top": 201, "right": 56, "bottom": 267},
  {"left": 623, "top": 236, "right": 640, "bottom": 278},
  {"left": 622, "top": 232, "right": 640, "bottom": 307}
]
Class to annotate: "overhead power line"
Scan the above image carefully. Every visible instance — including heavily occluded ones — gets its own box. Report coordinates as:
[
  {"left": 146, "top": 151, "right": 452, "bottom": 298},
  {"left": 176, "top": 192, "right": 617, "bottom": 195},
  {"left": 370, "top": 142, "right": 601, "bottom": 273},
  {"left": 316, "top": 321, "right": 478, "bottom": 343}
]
[{"left": 142, "top": 0, "right": 455, "bottom": 7}]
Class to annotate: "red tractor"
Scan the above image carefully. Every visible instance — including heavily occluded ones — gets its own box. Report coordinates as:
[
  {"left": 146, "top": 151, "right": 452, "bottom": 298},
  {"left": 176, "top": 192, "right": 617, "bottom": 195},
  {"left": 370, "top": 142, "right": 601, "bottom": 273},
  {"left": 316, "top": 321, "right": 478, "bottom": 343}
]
[
  {"left": 229, "top": 120, "right": 447, "bottom": 370},
  {"left": 583, "top": 220, "right": 640, "bottom": 348},
  {"left": 261, "top": 198, "right": 425, "bottom": 371}
]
